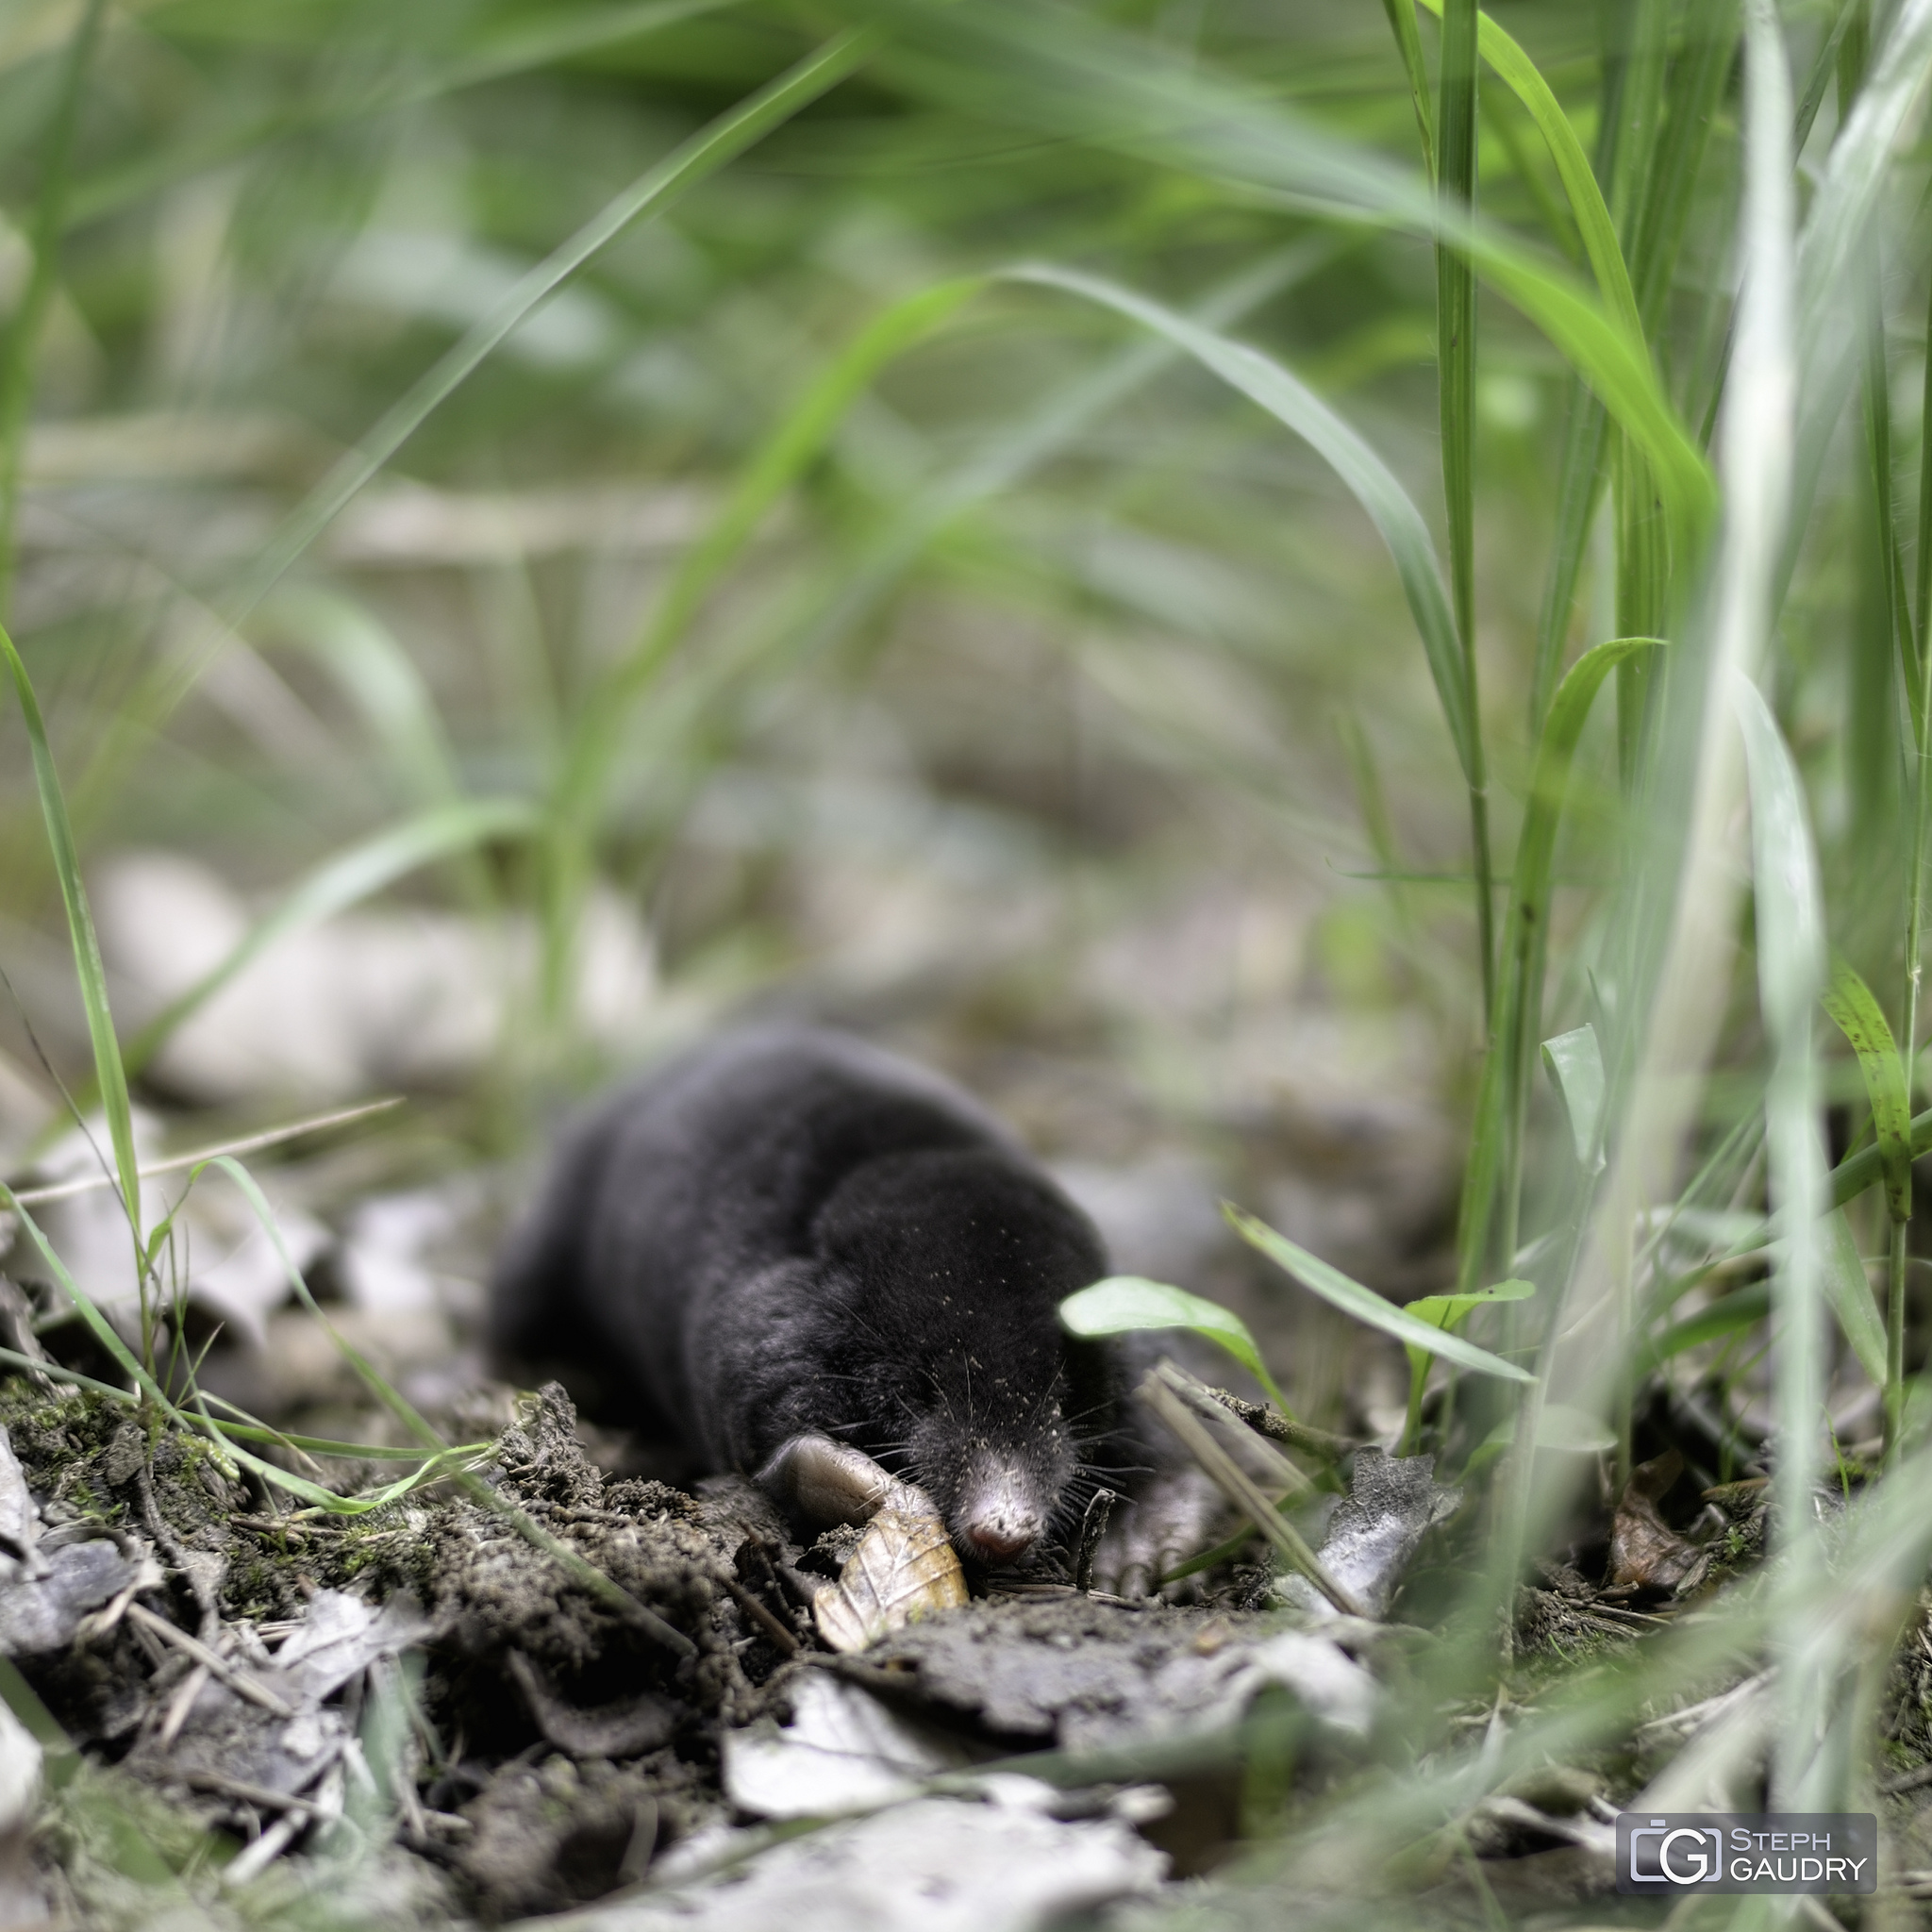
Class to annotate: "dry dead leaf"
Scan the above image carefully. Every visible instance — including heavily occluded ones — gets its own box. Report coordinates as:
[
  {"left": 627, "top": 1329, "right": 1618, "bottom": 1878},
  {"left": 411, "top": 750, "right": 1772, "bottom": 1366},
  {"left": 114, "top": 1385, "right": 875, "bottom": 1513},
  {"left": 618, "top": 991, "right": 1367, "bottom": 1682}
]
[
  {"left": 1609, "top": 1449, "right": 1704, "bottom": 1591},
  {"left": 812, "top": 1486, "right": 967, "bottom": 1654}
]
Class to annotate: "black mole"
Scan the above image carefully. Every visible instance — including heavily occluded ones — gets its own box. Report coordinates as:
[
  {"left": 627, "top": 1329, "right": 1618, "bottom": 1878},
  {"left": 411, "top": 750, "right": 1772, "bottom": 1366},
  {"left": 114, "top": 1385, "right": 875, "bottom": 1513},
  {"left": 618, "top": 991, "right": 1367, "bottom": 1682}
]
[{"left": 492, "top": 1027, "right": 1158, "bottom": 1572}]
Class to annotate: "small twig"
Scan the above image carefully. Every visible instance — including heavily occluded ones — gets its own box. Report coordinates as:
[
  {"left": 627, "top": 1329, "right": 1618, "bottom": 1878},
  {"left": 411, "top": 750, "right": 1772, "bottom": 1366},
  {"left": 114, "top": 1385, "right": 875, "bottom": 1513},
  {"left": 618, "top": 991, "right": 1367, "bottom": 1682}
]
[
  {"left": 1156, "top": 1362, "right": 1312, "bottom": 1495},
  {"left": 1137, "top": 1370, "right": 1365, "bottom": 1618},
  {"left": 1880, "top": 1760, "right": 1932, "bottom": 1795},
  {"left": 125, "top": 1603, "right": 295, "bottom": 1718},
  {"left": 157, "top": 1661, "right": 210, "bottom": 1750},
  {"left": 1198, "top": 1383, "right": 1358, "bottom": 1463},
  {"left": 1074, "top": 1488, "right": 1121, "bottom": 1594},
  {"left": 177, "top": 1770, "right": 326, "bottom": 1818},
  {"left": 721, "top": 1574, "right": 801, "bottom": 1655},
  {"left": 221, "top": 1750, "right": 341, "bottom": 1889}
]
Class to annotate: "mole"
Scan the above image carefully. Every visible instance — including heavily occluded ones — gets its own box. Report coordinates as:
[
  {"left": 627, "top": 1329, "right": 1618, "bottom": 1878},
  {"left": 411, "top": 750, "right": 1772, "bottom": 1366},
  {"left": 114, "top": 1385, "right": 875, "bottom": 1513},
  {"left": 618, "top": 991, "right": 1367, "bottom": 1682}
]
[{"left": 491, "top": 1026, "right": 1213, "bottom": 1591}]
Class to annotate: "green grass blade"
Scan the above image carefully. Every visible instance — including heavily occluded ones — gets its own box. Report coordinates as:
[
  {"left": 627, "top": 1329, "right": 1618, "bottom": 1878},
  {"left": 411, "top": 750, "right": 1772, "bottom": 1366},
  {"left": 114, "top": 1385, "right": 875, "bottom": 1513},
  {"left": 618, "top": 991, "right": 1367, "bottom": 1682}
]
[
  {"left": 1379, "top": 0, "right": 1437, "bottom": 179},
  {"left": 1224, "top": 1204, "right": 1533, "bottom": 1383},
  {"left": 1821, "top": 956, "right": 1912, "bottom": 1220},
  {"left": 1920, "top": 246, "right": 1932, "bottom": 647},
  {"left": 1460, "top": 636, "right": 1658, "bottom": 1291},
  {"left": 1007, "top": 266, "right": 1473, "bottom": 785},
  {"left": 1645, "top": 1282, "right": 1771, "bottom": 1363},
  {"left": 0, "top": 623, "right": 143, "bottom": 1253},
  {"left": 1414, "top": 0, "right": 1642, "bottom": 341},
  {"left": 117, "top": 797, "right": 536, "bottom": 1085},
  {"left": 0, "top": 1188, "right": 174, "bottom": 1413},
  {"left": 1401, "top": 1279, "right": 1536, "bottom": 1333},
  {"left": 1434, "top": 0, "right": 1491, "bottom": 1021},
  {"left": 1058, "top": 1277, "right": 1290, "bottom": 1414},
  {"left": 1526, "top": 389, "right": 1609, "bottom": 734},
  {"left": 1632, "top": 0, "right": 1740, "bottom": 329}
]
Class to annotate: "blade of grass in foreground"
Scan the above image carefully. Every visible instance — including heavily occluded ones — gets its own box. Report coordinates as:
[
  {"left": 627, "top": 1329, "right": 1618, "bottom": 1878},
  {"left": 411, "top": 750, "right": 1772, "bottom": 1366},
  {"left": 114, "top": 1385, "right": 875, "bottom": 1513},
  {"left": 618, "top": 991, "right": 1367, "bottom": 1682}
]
[
  {"left": 1378, "top": 0, "right": 1436, "bottom": 180},
  {"left": 1730, "top": 0, "right": 1833, "bottom": 1816}
]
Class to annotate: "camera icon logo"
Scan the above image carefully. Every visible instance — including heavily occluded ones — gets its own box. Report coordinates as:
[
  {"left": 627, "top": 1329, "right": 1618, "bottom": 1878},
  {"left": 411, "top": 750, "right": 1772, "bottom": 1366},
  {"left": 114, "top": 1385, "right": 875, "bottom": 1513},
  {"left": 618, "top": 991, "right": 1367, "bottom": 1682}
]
[{"left": 1627, "top": 1818, "right": 1724, "bottom": 1888}]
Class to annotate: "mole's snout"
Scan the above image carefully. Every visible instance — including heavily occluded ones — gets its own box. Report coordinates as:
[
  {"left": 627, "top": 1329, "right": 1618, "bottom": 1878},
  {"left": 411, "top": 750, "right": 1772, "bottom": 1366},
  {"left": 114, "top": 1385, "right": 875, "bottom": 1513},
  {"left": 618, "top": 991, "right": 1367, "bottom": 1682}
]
[
  {"left": 957, "top": 1467, "right": 1048, "bottom": 1567},
  {"left": 965, "top": 1518, "right": 1038, "bottom": 1564}
]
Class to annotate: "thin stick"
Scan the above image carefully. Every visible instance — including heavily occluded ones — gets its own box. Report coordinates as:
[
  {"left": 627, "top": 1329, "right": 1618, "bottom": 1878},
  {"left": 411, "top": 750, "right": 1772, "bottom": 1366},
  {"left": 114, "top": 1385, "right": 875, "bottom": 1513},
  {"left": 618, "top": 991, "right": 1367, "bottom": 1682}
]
[
  {"left": 1136, "top": 1372, "right": 1364, "bottom": 1618},
  {"left": 720, "top": 1575, "right": 801, "bottom": 1656},
  {"left": 176, "top": 1770, "right": 327, "bottom": 1817},
  {"left": 8, "top": 1097, "right": 403, "bottom": 1207},
  {"left": 124, "top": 1603, "right": 295, "bottom": 1719}
]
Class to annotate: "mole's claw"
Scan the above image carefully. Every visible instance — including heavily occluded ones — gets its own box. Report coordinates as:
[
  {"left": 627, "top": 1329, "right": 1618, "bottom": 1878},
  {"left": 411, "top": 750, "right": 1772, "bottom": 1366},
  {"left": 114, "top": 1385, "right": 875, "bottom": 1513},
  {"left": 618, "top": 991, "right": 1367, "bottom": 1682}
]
[{"left": 757, "top": 1434, "right": 898, "bottom": 1528}]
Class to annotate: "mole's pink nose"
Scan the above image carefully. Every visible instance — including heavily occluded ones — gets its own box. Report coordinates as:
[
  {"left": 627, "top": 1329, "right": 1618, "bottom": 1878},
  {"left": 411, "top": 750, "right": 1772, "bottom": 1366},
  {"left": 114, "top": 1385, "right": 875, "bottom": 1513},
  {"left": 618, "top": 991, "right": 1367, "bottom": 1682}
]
[{"left": 965, "top": 1522, "right": 1036, "bottom": 1565}]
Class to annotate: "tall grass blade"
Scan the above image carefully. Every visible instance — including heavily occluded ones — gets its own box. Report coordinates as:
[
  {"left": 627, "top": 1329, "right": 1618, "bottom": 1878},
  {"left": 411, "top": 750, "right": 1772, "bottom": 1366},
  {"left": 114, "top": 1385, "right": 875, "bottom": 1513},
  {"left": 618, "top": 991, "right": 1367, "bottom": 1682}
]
[
  {"left": 1413, "top": 0, "right": 1642, "bottom": 340},
  {"left": 1543, "top": 0, "right": 1795, "bottom": 1499},
  {"left": 0, "top": 624, "right": 143, "bottom": 1257},
  {"left": 1630, "top": 0, "right": 1740, "bottom": 330},
  {"left": 1737, "top": 670, "right": 1832, "bottom": 1808},
  {"left": 1433, "top": 0, "right": 1491, "bottom": 1021},
  {"left": 1379, "top": 0, "right": 1437, "bottom": 180},
  {"left": 1726, "top": 0, "right": 1828, "bottom": 1815},
  {"left": 1007, "top": 269, "right": 1478, "bottom": 821},
  {"left": 1460, "top": 636, "right": 1658, "bottom": 1291}
]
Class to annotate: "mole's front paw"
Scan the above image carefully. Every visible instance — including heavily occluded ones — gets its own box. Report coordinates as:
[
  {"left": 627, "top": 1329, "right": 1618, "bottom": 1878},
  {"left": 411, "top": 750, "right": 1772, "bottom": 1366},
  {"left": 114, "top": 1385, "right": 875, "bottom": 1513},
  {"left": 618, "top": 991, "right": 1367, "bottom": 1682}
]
[
  {"left": 1089, "top": 1468, "right": 1222, "bottom": 1601},
  {"left": 756, "top": 1434, "right": 898, "bottom": 1528}
]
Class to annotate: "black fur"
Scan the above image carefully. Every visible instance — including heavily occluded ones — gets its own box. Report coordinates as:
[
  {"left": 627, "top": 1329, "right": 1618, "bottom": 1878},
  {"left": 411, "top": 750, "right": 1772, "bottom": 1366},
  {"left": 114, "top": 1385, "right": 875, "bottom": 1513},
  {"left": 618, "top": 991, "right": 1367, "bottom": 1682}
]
[{"left": 491, "top": 1028, "right": 1124, "bottom": 1549}]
